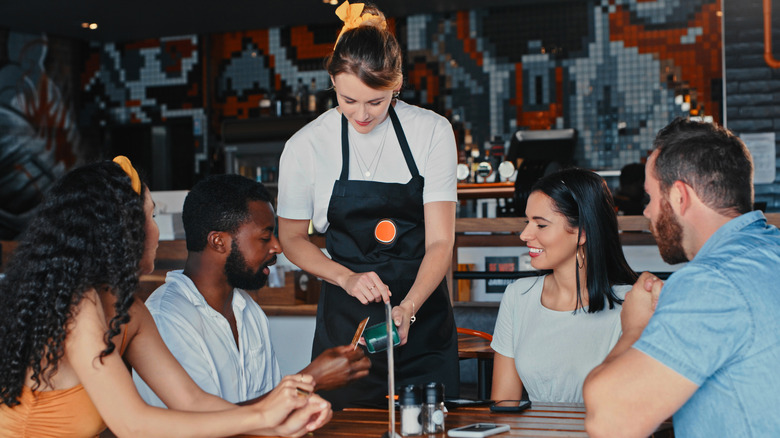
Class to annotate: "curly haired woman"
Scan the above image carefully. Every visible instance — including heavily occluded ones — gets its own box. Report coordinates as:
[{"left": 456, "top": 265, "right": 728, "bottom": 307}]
[{"left": 0, "top": 157, "right": 330, "bottom": 437}]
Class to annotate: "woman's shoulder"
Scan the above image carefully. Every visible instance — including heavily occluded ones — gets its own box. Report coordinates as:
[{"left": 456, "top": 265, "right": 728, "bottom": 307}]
[
  {"left": 610, "top": 283, "right": 631, "bottom": 301},
  {"left": 395, "top": 101, "right": 451, "bottom": 127},
  {"left": 503, "top": 275, "right": 545, "bottom": 299},
  {"left": 287, "top": 109, "right": 340, "bottom": 144}
]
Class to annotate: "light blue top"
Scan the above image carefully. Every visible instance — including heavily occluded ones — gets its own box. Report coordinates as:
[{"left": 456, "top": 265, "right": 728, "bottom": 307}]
[{"left": 634, "top": 211, "right": 780, "bottom": 437}]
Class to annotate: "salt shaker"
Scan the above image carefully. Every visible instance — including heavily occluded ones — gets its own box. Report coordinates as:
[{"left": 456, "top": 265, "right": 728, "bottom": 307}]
[
  {"left": 423, "top": 382, "right": 445, "bottom": 433},
  {"left": 399, "top": 384, "right": 422, "bottom": 436}
]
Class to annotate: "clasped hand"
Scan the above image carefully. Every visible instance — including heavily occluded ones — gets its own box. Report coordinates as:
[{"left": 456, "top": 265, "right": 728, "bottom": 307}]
[
  {"left": 250, "top": 374, "right": 332, "bottom": 437},
  {"left": 621, "top": 272, "right": 664, "bottom": 337}
]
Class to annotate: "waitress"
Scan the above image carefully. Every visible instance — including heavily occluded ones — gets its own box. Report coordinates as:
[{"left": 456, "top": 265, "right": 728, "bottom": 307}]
[{"left": 277, "top": 1, "right": 459, "bottom": 409}]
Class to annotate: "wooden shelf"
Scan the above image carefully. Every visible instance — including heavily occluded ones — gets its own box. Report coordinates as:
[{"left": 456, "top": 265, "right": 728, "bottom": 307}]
[
  {"left": 457, "top": 182, "right": 515, "bottom": 199},
  {"left": 3, "top": 214, "right": 779, "bottom": 308}
]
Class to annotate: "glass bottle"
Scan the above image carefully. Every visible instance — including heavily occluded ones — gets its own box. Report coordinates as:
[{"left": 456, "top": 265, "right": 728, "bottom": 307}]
[
  {"left": 399, "top": 384, "right": 422, "bottom": 436},
  {"left": 423, "top": 382, "right": 445, "bottom": 434}
]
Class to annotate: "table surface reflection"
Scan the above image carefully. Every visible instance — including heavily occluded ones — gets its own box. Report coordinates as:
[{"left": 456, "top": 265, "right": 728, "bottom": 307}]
[{"left": 254, "top": 402, "right": 673, "bottom": 437}]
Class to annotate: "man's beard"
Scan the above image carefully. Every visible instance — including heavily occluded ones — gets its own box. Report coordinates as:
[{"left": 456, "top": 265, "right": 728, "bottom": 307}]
[
  {"left": 653, "top": 198, "right": 688, "bottom": 264},
  {"left": 224, "top": 240, "right": 271, "bottom": 290}
]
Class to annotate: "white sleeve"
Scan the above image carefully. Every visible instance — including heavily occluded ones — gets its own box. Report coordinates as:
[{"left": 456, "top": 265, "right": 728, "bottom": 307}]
[
  {"left": 490, "top": 283, "right": 518, "bottom": 358},
  {"left": 278, "top": 131, "right": 315, "bottom": 220},
  {"left": 422, "top": 115, "right": 458, "bottom": 204}
]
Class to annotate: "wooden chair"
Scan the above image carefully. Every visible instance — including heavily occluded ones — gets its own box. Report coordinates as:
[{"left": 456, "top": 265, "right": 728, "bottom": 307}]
[
  {"left": 456, "top": 327, "right": 493, "bottom": 399},
  {"left": 457, "top": 327, "right": 493, "bottom": 341}
]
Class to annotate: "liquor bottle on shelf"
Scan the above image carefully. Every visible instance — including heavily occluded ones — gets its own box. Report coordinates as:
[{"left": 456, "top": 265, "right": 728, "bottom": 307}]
[{"left": 308, "top": 78, "right": 317, "bottom": 113}]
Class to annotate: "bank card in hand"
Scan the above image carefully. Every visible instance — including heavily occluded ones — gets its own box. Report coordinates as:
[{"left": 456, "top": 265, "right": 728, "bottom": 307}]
[{"left": 351, "top": 317, "right": 370, "bottom": 350}]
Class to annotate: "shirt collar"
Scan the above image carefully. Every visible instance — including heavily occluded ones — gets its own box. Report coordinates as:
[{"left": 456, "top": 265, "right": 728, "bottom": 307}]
[
  {"left": 693, "top": 210, "right": 767, "bottom": 261},
  {"left": 164, "top": 270, "right": 247, "bottom": 312}
]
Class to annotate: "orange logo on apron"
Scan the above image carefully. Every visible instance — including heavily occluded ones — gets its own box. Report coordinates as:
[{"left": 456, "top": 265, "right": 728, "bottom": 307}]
[{"left": 374, "top": 219, "right": 397, "bottom": 244}]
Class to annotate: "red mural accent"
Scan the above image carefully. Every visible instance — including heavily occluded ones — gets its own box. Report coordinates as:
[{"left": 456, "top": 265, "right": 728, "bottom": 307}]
[
  {"left": 187, "top": 82, "right": 199, "bottom": 97},
  {"left": 408, "top": 62, "right": 439, "bottom": 104},
  {"left": 512, "top": 62, "right": 523, "bottom": 108},
  {"left": 81, "top": 52, "right": 101, "bottom": 89},
  {"left": 456, "top": 11, "right": 484, "bottom": 67},
  {"left": 608, "top": 2, "right": 722, "bottom": 123},
  {"left": 514, "top": 63, "right": 565, "bottom": 130},
  {"left": 125, "top": 39, "right": 162, "bottom": 50},
  {"left": 290, "top": 26, "right": 335, "bottom": 59},
  {"left": 163, "top": 38, "right": 197, "bottom": 74},
  {"left": 210, "top": 30, "right": 272, "bottom": 120}
]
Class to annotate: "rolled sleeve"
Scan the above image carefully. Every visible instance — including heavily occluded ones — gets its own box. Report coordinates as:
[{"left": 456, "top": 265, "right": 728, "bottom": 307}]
[{"left": 633, "top": 266, "right": 751, "bottom": 386}]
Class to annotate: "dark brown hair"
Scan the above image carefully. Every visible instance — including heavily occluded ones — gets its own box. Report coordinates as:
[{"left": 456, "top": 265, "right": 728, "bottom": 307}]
[
  {"left": 326, "top": 3, "right": 402, "bottom": 90},
  {"left": 652, "top": 117, "right": 754, "bottom": 216}
]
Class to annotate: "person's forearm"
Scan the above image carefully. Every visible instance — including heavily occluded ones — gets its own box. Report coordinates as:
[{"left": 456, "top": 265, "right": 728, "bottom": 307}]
[
  {"left": 108, "top": 403, "right": 269, "bottom": 438},
  {"left": 403, "top": 239, "right": 452, "bottom": 307},
  {"left": 601, "top": 329, "right": 642, "bottom": 366},
  {"left": 583, "top": 330, "right": 644, "bottom": 438},
  {"left": 281, "top": 233, "right": 353, "bottom": 289}
]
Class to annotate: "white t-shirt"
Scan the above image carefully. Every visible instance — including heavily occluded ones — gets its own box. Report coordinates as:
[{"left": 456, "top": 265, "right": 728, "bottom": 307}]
[
  {"left": 490, "top": 275, "right": 628, "bottom": 403},
  {"left": 132, "top": 271, "right": 282, "bottom": 406},
  {"left": 277, "top": 100, "right": 457, "bottom": 233}
]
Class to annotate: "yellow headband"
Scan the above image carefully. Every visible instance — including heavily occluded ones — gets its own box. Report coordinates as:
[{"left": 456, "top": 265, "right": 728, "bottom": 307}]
[
  {"left": 112, "top": 155, "right": 142, "bottom": 195},
  {"left": 334, "top": 1, "right": 385, "bottom": 48}
]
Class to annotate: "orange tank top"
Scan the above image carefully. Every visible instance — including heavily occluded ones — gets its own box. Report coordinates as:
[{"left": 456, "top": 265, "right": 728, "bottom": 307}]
[{"left": 0, "top": 326, "right": 129, "bottom": 438}]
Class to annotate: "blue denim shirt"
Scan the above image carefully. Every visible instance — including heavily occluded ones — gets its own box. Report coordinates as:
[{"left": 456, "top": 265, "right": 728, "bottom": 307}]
[{"left": 634, "top": 211, "right": 780, "bottom": 437}]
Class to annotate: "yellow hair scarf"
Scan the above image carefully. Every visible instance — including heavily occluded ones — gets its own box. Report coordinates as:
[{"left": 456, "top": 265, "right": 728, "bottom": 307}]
[
  {"left": 112, "top": 155, "right": 142, "bottom": 195},
  {"left": 334, "top": 1, "right": 386, "bottom": 47}
]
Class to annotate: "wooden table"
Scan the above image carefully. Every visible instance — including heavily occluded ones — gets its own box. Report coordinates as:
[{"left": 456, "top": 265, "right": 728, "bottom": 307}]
[
  {"left": 457, "top": 333, "right": 494, "bottom": 400},
  {"left": 299, "top": 403, "right": 674, "bottom": 437}
]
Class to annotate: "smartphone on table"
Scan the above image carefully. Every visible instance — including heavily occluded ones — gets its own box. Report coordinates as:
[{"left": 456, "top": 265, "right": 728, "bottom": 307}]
[
  {"left": 447, "top": 423, "right": 510, "bottom": 437},
  {"left": 489, "top": 399, "right": 532, "bottom": 413}
]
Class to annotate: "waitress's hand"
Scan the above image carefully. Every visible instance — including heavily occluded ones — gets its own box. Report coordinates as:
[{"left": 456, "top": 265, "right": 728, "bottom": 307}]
[
  {"left": 391, "top": 301, "right": 415, "bottom": 345},
  {"left": 342, "top": 271, "right": 391, "bottom": 304}
]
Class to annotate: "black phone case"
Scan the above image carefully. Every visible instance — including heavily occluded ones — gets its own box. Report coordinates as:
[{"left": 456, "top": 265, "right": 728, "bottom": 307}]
[{"left": 489, "top": 400, "right": 532, "bottom": 413}]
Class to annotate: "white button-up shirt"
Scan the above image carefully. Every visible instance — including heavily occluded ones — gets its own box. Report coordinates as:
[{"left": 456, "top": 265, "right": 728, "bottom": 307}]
[{"left": 133, "top": 270, "right": 282, "bottom": 406}]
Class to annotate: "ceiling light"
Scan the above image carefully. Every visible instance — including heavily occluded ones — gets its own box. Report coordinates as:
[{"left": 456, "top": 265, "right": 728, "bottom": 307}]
[
  {"left": 89, "top": 23, "right": 98, "bottom": 30},
  {"left": 81, "top": 22, "right": 98, "bottom": 30}
]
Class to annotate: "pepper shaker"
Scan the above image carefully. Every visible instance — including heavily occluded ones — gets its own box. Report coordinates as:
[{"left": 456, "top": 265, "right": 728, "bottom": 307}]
[{"left": 423, "top": 382, "right": 445, "bottom": 434}]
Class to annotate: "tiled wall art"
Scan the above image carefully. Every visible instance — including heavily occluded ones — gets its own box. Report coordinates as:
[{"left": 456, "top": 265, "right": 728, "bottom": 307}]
[
  {"left": 81, "top": 36, "right": 204, "bottom": 125},
  {"left": 724, "top": 0, "right": 780, "bottom": 210},
  {"left": 80, "top": 0, "right": 723, "bottom": 173},
  {"left": 0, "top": 31, "right": 84, "bottom": 239}
]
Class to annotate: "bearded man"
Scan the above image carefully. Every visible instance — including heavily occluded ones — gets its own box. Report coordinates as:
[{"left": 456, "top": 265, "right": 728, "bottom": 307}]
[
  {"left": 583, "top": 118, "right": 780, "bottom": 437},
  {"left": 133, "top": 174, "right": 369, "bottom": 407}
]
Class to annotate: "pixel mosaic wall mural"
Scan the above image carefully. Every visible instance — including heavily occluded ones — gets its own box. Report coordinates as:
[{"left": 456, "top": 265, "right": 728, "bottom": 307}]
[{"left": 79, "top": 0, "right": 722, "bottom": 172}]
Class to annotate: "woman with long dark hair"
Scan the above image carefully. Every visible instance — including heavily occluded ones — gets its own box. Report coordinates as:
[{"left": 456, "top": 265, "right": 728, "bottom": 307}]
[
  {"left": 0, "top": 158, "right": 330, "bottom": 437},
  {"left": 491, "top": 168, "right": 638, "bottom": 403}
]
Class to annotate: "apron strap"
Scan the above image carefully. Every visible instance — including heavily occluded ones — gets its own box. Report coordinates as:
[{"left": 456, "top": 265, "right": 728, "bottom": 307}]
[
  {"left": 339, "top": 114, "right": 350, "bottom": 181},
  {"left": 387, "top": 105, "right": 420, "bottom": 179}
]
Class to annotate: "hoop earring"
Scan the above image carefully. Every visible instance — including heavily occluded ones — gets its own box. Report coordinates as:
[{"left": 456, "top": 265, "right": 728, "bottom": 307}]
[
  {"left": 392, "top": 90, "right": 400, "bottom": 99},
  {"left": 576, "top": 246, "right": 584, "bottom": 270}
]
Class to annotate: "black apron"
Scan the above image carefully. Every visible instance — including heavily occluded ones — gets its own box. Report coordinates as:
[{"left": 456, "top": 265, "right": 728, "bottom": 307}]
[{"left": 312, "top": 105, "right": 459, "bottom": 410}]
